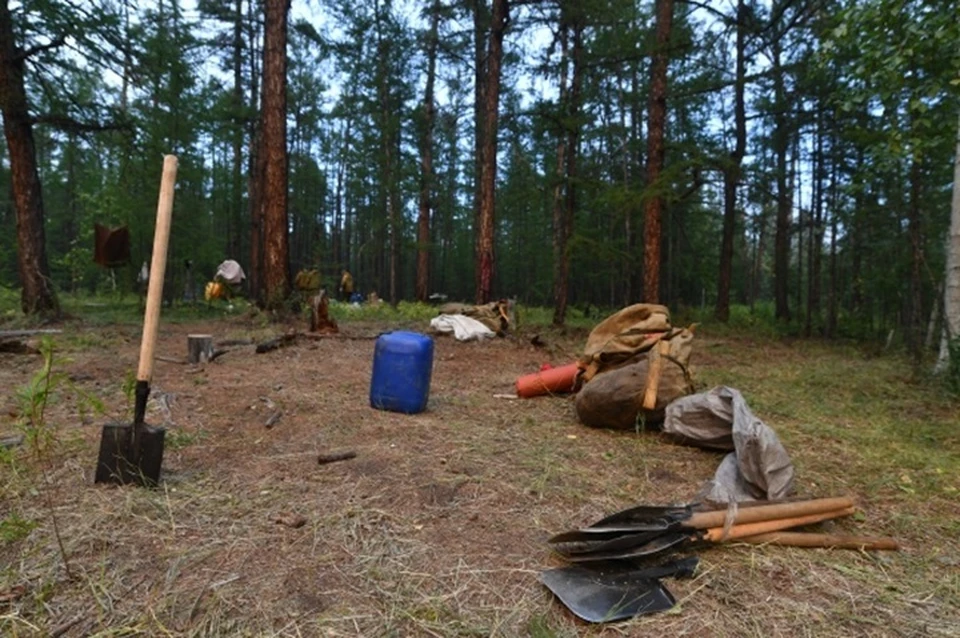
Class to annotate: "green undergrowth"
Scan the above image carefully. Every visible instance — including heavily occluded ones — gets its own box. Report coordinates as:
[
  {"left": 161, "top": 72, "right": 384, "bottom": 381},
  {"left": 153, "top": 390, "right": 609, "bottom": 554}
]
[{"left": 695, "top": 332, "right": 959, "bottom": 505}]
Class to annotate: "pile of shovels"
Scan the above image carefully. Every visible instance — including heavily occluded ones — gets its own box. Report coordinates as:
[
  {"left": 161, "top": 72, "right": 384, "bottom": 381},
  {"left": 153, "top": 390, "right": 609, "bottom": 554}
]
[{"left": 540, "top": 496, "right": 899, "bottom": 623}]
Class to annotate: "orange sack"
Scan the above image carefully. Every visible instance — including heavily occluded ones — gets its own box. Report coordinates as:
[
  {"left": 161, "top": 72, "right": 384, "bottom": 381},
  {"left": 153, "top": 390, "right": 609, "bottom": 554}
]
[{"left": 516, "top": 363, "right": 581, "bottom": 398}]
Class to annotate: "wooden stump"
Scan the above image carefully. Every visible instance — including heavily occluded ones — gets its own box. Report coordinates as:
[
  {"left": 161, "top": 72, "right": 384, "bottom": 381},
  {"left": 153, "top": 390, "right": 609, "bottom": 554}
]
[
  {"left": 310, "top": 290, "right": 339, "bottom": 334},
  {"left": 187, "top": 334, "right": 214, "bottom": 363}
]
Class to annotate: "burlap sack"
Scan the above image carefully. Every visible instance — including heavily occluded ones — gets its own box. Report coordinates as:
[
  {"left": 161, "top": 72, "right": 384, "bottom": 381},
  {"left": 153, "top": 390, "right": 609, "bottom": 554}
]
[
  {"left": 578, "top": 303, "right": 672, "bottom": 382},
  {"left": 575, "top": 325, "right": 696, "bottom": 429},
  {"left": 438, "top": 301, "right": 511, "bottom": 333}
]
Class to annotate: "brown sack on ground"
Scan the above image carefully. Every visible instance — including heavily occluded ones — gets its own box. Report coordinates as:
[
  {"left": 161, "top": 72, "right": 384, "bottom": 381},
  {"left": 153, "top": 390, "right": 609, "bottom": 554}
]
[
  {"left": 578, "top": 303, "right": 672, "bottom": 382},
  {"left": 575, "top": 326, "right": 696, "bottom": 428}
]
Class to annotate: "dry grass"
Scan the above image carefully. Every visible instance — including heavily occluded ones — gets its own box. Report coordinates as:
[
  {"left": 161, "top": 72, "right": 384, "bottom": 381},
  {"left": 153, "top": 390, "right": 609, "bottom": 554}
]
[{"left": 1, "top": 316, "right": 958, "bottom": 637}]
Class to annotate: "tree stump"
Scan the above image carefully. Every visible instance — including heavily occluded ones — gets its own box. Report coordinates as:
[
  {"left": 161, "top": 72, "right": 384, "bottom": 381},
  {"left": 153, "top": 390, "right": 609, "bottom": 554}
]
[
  {"left": 187, "top": 334, "right": 215, "bottom": 363},
  {"left": 310, "top": 290, "right": 339, "bottom": 334}
]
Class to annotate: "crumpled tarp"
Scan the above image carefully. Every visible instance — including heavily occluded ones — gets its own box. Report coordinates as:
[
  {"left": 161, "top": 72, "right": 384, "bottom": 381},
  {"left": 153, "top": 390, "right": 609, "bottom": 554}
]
[
  {"left": 430, "top": 314, "right": 495, "bottom": 341},
  {"left": 663, "top": 386, "right": 794, "bottom": 503},
  {"left": 437, "top": 300, "right": 511, "bottom": 333},
  {"left": 215, "top": 260, "right": 246, "bottom": 284}
]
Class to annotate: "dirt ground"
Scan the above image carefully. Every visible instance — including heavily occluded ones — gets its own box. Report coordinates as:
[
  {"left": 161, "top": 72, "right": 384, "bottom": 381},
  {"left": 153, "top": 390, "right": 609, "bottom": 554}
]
[{"left": 1, "top": 315, "right": 958, "bottom": 637}]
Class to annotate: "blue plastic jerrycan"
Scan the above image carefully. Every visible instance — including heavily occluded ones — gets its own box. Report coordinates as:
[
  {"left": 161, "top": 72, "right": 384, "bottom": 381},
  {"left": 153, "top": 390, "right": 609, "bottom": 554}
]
[{"left": 370, "top": 331, "right": 434, "bottom": 414}]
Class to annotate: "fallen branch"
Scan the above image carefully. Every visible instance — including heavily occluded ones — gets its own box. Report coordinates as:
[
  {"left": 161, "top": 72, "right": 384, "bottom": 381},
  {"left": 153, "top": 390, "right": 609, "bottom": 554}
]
[
  {"left": 265, "top": 410, "right": 283, "bottom": 428},
  {"left": 272, "top": 513, "right": 307, "bottom": 528},
  {"left": 255, "top": 332, "right": 297, "bottom": 354},
  {"left": 49, "top": 615, "right": 83, "bottom": 638},
  {"left": 317, "top": 450, "right": 357, "bottom": 465},
  {"left": 155, "top": 355, "right": 187, "bottom": 364},
  {"left": 217, "top": 338, "right": 254, "bottom": 347},
  {"left": 0, "top": 329, "right": 62, "bottom": 338},
  {"left": 300, "top": 332, "right": 379, "bottom": 341},
  {"left": 0, "top": 339, "right": 39, "bottom": 355},
  {"left": 1, "top": 435, "right": 24, "bottom": 449}
]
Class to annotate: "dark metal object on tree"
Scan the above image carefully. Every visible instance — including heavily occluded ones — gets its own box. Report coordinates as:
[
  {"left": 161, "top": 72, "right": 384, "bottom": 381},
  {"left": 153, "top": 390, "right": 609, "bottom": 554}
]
[{"left": 93, "top": 224, "right": 130, "bottom": 268}]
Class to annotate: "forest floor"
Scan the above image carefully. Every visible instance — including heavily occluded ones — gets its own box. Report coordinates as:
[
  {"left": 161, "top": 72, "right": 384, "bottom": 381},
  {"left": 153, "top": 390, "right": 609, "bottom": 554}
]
[{"left": 1, "top": 303, "right": 958, "bottom": 637}]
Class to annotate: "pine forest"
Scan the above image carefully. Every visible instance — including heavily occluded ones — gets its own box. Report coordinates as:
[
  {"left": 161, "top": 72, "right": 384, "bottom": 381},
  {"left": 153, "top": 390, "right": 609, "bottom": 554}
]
[{"left": 1, "top": 0, "right": 959, "bottom": 360}]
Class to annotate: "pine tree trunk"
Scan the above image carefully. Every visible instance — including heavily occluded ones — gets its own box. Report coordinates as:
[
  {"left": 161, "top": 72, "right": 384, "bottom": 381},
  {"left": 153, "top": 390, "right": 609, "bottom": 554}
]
[
  {"left": 230, "top": 0, "right": 244, "bottom": 258},
  {"left": 642, "top": 0, "right": 675, "bottom": 304},
  {"left": 0, "top": 0, "right": 59, "bottom": 317},
  {"left": 261, "top": 0, "right": 289, "bottom": 310},
  {"left": 560, "top": 21, "right": 582, "bottom": 319},
  {"left": 551, "top": 23, "right": 570, "bottom": 325},
  {"left": 617, "top": 74, "right": 633, "bottom": 306},
  {"left": 935, "top": 113, "right": 960, "bottom": 373},
  {"left": 908, "top": 151, "right": 923, "bottom": 364},
  {"left": 475, "top": 0, "right": 508, "bottom": 304},
  {"left": 416, "top": 3, "right": 440, "bottom": 303},
  {"left": 793, "top": 134, "right": 803, "bottom": 319},
  {"left": 715, "top": 0, "right": 746, "bottom": 323},
  {"left": 806, "top": 110, "right": 824, "bottom": 337},
  {"left": 247, "top": 0, "right": 263, "bottom": 304},
  {"left": 826, "top": 147, "right": 839, "bottom": 339},
  {"left": 772, "top": 39, "right": 791, "bottom": 321},
  {"left": 472, "top": 0, "right": 487, "bottom": 300}
]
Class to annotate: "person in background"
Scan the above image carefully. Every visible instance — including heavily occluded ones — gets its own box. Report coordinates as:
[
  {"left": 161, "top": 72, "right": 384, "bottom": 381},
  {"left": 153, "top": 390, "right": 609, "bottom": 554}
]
[{"left": 339, "top": 269, "right": 354, "bottom": 302}]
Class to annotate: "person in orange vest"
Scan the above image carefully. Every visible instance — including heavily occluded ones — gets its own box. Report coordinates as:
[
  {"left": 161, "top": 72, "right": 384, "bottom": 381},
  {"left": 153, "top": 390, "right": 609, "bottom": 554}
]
[{"left": 339, "top": 269, "right": 354, "bottom": 302}]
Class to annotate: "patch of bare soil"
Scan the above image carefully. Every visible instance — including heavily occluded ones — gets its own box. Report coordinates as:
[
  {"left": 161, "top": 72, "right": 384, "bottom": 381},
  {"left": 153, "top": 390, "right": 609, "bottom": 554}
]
[{"left": 0, "top": 317, "right": 957, "bottom": 637}]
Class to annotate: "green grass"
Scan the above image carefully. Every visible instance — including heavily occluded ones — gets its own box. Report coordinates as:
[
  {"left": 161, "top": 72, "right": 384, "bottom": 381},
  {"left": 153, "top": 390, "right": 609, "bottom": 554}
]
[
  {"left": 0, "top": 513, "right": 37, "bottom": 544},
  {"left": 1, "top": 307, "right": 959, "bottom": 636},
  {"left": 694, "top": 332, "right": 960, "bottom": 506}
]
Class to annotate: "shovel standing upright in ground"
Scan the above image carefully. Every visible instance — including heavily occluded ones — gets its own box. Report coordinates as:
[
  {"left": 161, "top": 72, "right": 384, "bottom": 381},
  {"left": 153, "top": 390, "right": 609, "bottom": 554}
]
[{"left": 94, "top": 155, "right": 178, "bottom": 487}]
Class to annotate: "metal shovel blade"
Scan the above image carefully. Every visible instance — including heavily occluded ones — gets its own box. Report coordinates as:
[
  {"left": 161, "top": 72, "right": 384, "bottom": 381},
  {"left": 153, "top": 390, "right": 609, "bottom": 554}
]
[
  {"left": 94, "top": 420, "right": 165, "bottom": 487},
  {"left": 550, "top": 529, "right": 664, "bottom": 557},
  {"left": 564, "top": 530, "right": 692, "bottom": 562},
  {"left": 540, "top": 557, "right": 697, "bottom": 623},
  {"left": 582, "top": 504, "right": 693, "bottom": 533}
]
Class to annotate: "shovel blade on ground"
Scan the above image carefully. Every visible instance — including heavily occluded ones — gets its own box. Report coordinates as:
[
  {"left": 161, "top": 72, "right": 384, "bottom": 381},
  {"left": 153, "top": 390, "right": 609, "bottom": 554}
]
[
  {"left": 94, "top": 422, "right": 165, "bottom": 487},
  {"left": 541, "top": 566, "right": 675, "bottom": 623}
]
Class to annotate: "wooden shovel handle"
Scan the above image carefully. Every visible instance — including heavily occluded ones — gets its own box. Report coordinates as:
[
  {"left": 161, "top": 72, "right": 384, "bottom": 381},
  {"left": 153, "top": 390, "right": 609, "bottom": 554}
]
[
  {"left": 642, "top": 339, "right": 670, "bottom": 410},
  {"left": 735, "top": 532, "right": 899, "bottom": 551},
  {"left": 702, "top": 506, "right": 856, "bottom": 542},
  {"left": 686, "top": 496, "right": 856, "bottom": 530},
  {"left": 137, "top": 155, "right": 178, "bottom": 383}
]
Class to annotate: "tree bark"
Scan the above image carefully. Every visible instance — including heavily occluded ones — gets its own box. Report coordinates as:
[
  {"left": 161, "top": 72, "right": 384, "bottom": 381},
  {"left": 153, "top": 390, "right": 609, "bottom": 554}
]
[
  {"left": 373, "top": 0, "right": 400, "bottom": 305},
  {"left": 826, "top": 147, "right": 839, "bottom": 339},
  {"left": 551, "top": 22, "right": 570, "bottom": 325},
  {"left": 247, "top": 0, "right": 264, "bottom": 304},
  {"left": 771, "top": 38, "right": 791, "bottom": 321},
  {"left": 260, "top": 0, "right": 290, "bottom": 310},
  {"left": 715, "top": 0, "right": 746, "bottom": 322},
  {"left": 935, "top": 113, "right": 960, "bottom": 373},
  {"left": 472, "top": 0, "right": 488, "bottom": 300},
  {"left": 907, "top": 150, "right": 923, "bottom": 364},
  {"left": 475, "top": 0, "right": 508, "bottom": 304},
  {"left": 230, "top": 0, "right": 244, "bottom": 258},
  {"left": 642, "top": 0, "right": 675, "bottom": 304},
  {"left": 416, "top": 2, "right": 441, "bottom": 303},
  {"left": 0, "top": 0, "right": 59, "bottom": 316},
  {"left": 806, "top": 109, "right": 824, "bottom": 337}
]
